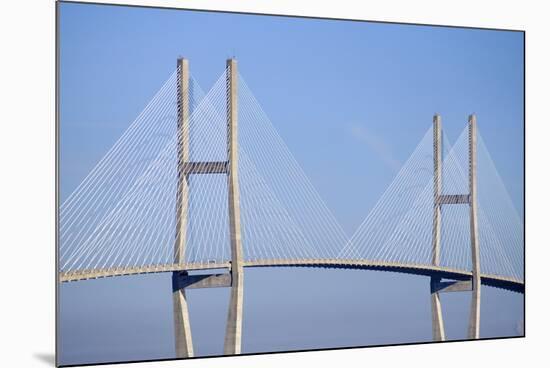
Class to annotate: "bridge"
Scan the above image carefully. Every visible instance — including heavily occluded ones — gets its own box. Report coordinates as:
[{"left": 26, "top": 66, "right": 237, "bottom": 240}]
[{"left": 59, "top": 58, "right": 524, "bottom": 357}]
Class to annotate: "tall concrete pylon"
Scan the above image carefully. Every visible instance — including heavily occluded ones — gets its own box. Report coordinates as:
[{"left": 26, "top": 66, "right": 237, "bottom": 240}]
[
  {"left": 467, "top": 114, "right": 481, "bottom": 339},
  {"left": 172, "top": 57, "right": 194, "bottom": 358},
  {"left": 429, "top": 114, "right": 481, "bottom": 341},
  {"left": 171, "top": 58, "right": 244, "bottom": 356},
  {"left": 430, "top": 114, "right": 446, "bottom": 341},
  {"left": 223, "top": 58, "right": 245, "bottom": 355}
]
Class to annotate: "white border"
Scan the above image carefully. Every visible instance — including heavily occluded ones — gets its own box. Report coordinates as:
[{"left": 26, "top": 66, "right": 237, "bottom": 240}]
[{"left": 1, "top": 1, "right": 548, "bottom": 367}]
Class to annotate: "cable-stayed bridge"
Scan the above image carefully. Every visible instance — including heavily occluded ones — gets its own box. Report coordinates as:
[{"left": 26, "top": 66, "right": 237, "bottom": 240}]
[{"left": 59, "top": 58, "right": 524, "bottom": 357}]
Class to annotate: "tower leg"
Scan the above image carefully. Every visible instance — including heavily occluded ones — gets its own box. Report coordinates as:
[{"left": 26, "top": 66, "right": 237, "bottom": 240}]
[
  {"left": 172, "top": 276, "right": 194, "bottom": 357},
  {"left": 468, "top": 281, "right": 481, "bottom": 339},
  {"left": 176, "top": 289, "right": 197, "bottom": 358},
  {"left": 224, "top": 270, "right": 243, "bottom": 354},
  {"left": 467, "top": 114, "right": 481, "bottom": 339},
  {"left": 431, "top": 278, "right": 446, "bottom": 341},
  {"left": 173, "top": 58, "right": 194, "bottom": 355},
  {"left": 431, "top": 115, "right": 446, "bottom": 341},
  {"left": 224, "top": 58, "right": 244, "bottom": 355}
]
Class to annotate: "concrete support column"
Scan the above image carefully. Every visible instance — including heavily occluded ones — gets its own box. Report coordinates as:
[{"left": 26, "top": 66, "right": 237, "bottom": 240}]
[
  {"left": 224, "top": 59, "right": 245, "bottom": 355},
  {"left": 430, "top": 114, "right": 446, "bottom": 341},
  {"left": 430, "top": 279, "right": 446, "bottom": 341},
  {"left": 173, "top": 57, "right": 194, "bottom": 357},
  {"left": 173, "top": 273, "right": 193, "bottom": 357},
  {"left": 467, "top": 114, "right": 481, "bottom": 339}
]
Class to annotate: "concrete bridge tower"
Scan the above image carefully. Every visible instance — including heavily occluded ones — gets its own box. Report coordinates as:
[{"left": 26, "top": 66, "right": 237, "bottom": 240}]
[
  {"left": 430, "top": 114, "right": 481, "bottom": 341},
  {"left": 172, "top": 58, "right": 244, "bottom": 357}
]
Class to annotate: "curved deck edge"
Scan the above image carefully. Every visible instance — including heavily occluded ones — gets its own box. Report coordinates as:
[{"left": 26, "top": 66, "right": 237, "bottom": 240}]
[{"left": 59, "top": 258, "right": 524, "bottom": 293}]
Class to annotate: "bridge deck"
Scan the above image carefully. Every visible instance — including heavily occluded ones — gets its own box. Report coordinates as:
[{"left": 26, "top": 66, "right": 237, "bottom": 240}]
[{"left": 59, "top": 258, "right": 524, "bottom": 293}]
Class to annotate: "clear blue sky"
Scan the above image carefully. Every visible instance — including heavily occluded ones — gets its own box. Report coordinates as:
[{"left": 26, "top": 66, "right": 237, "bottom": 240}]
[{"left": 58, "top": 2, "right": 524, "bottom": 365}]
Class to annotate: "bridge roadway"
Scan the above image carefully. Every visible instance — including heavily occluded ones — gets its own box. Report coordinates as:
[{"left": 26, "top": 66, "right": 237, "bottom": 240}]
[{"left": 59, "top": 258, "right": 524, "bottom": 293}]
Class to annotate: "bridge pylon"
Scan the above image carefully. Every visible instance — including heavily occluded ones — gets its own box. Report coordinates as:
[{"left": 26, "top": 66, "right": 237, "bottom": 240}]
[
  {"left": 430, "top": 114, "right": 445, "bottom": 341},
  {"left": 224, "top": 58, "right": 245, "bottom": 355},
  {"left": 172, "top": 58, "right": 245, "bottom": 357},
  {"left": 430, "top": 114, "right": 481, "bottom": 341},
  {"left": 172, "top": 57, "right": 193, "bottom": 358}
]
